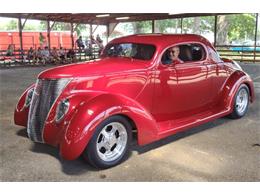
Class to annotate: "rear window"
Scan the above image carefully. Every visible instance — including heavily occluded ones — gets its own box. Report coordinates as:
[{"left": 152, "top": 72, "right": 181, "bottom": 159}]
[{"left": 102, "top": 43, "right": 156, "bottom": 61}]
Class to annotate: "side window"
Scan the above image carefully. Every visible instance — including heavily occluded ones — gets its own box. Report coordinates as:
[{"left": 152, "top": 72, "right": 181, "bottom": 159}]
[
  {"left": 208, "top": 47, "right": 222, "bottom": 63},
  {"left": 161, "top": 43, "right": 206, "bottom": 65}
]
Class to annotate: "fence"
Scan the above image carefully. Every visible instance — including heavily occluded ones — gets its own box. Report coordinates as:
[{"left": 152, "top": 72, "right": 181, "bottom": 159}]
[
  {"left": 0, "top": 47, "right": 101, "bottom": 68},
  {"left": 1, "top": 44, "right": 260, "bottom": 68},
  {"left": 216, "top": 45, "right": 260, "bottom": 63}
]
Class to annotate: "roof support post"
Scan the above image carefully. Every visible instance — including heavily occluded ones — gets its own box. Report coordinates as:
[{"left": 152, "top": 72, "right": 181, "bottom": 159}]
[
  {"left": 106, "top": 24, "right": 109, "bottom": 43},
  {"left": 89, "top": 23, "right": 93, "bottom": 53},
  {"left": 152, "top": 20, "right": 155, "bottom": 33},
  {"left": 254, "top": 13, "right": 258, "bottom": 63},
  {"left": 70, "top": 22, "right": 75, "bottom": 49},
  {"left": 180, "top": 18, "right": 183, "bottom": 34},
  {"left": 46, "top": 20, "right": 56, "bottom": 49},
  {"left": 18, "top": 15, "right": 29, "bottom": 53},
  {"left": 18, "top": 17, "right": 24, "bottom": 52},
  {"left": 214, "top": 15, "right": 218, "bottom": 47},
  {"left": 47, "top": 20, "right": 51, "bottom": 49}
]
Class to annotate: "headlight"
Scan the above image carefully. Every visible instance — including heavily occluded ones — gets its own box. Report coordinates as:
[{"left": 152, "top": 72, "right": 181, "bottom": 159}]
[
  {"left": 56, "top": 98, "right": 70, "bottom": 122},
  {"left": 25, "top": 88, "right": 34, "bottom": 107}
]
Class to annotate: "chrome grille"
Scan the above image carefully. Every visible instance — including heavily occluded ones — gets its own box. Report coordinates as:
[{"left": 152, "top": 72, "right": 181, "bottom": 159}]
[{"left": 27, "top": 78, "right": 70, "bottom": 142}]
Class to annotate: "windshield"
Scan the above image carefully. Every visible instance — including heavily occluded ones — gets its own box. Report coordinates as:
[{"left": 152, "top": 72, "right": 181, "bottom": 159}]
[{"left": 102, "top": 43, "right": 156, "bottom": 61}]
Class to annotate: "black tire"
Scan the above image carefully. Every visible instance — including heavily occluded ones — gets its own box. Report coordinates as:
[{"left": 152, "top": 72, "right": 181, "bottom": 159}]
[
  {"left": 83, "top": 115, "right": 132, "bottom": 169},
  {"left": 228, "top": 84, "right": 250, "bottom": 119}
]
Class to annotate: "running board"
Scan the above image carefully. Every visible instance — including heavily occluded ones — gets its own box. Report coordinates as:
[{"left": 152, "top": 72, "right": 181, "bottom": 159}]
[{"left": 156, "top": 108, "right": 231, "bottom": 140}]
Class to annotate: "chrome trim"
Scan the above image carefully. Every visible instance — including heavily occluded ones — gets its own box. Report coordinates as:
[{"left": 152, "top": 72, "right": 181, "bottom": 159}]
[
  {"left": 55, "top": 98, "right": 70, "bottom": 123},
  {"left": 96, "top": 122, "right": 128, "bottom": 162},
  {"left": 27, "top": 78, "right": 71, "bottom": 142}
]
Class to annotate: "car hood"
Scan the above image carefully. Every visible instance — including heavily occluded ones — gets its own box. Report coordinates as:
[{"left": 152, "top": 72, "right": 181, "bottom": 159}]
[{"left": 38, "top": 57, "right": 150, "bottom": 79}]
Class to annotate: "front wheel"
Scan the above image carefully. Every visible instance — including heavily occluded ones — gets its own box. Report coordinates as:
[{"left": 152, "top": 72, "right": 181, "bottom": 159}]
[
  {"left": 228, "top": 84, "right": 250, "bottom": 119},
  {"left": 83, "top": 115, "right": 132, "bottom": 169}
]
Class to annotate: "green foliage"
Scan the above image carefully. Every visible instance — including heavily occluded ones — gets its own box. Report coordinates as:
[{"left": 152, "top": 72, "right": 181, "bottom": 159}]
[
  {"left": 23, "top": 24, "right": 37, "bottom": 30},
  {"left": 227, "top": 14, "right": 256, "bottom": 41},
  {"left": 216, "top": 14, "right": 256, "bottom": 44},
  {"left": 155, "top": 19, "right": 180, "bottom": 33},
  {"left": 4, "top": 19, "right": 17, "bottom": 30},
  {"left": 52, "top": 22, "right": 71, "bottom": 31},
  {"left": 122, "top": 23, "right": 134, "bottom": 34},
  {"left": 133, "top": 21, "right": 152, "bottom": 33},
  {"left": 39, "top": 21, "right": 71, "bottom": 31},
  {"left": 39, "top": 21, "right": 47, "bottom": 30},
  {"left": 75, "top": 24, "right": 89, "bottom": 36},
  {"left": 182, "top": 16, "right": 214, "bottom": 34}
]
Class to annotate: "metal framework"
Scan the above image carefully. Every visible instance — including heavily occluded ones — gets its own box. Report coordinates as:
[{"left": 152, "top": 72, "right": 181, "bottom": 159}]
[{"left": 0, "top": 13, "right": 259, "bottom": 62}]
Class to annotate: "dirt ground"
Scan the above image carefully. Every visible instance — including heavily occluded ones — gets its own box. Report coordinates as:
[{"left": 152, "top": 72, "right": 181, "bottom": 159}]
[{"left": 0, "top": 63, "right": 259, "bottom": 181}]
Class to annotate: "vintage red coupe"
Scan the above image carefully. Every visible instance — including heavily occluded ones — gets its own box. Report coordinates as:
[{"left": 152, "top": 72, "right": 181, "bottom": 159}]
[{"left": 14, "top": 34, "right": 255, "bottom": 168}]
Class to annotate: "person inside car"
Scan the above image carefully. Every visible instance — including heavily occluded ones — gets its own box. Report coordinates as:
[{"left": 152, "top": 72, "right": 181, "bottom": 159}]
[{"left": 168, "top": 46, "right": 183, "bottom": 64}]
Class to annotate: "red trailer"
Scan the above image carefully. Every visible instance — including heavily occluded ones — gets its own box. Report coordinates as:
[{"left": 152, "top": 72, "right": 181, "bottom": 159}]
[{"left": 0, "top": 31, "right": 77, "bottom": 50}]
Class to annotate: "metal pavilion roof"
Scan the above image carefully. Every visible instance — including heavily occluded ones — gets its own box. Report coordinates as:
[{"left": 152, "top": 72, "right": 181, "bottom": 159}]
[{"left": 0, "top": 13, "right": 223, "bottom": 25}]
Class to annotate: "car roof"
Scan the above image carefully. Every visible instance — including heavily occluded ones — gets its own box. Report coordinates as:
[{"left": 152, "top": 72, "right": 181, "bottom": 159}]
[{"left": 109, "top": 33, "right": 214, "bottom": 50}]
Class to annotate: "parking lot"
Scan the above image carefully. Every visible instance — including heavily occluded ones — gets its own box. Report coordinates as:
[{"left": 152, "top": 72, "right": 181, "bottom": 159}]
[{"left": 0, "top": 63, "right": 259, "bottom": 181}]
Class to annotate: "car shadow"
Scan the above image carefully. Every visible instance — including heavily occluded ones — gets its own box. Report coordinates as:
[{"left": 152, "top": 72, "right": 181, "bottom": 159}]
[
  {"left": 16, "top": 117, "right": 230, "bottom": 175},
  {"left": 16, "top": 128, "right": 97, "bottom": 175},
  {"left": 131, "top": 117, "right": 231, "bottom": 154}
]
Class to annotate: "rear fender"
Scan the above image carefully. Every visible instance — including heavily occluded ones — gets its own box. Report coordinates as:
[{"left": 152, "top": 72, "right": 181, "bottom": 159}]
[
  {"left": 59, "top": 92, "right": 158, "bottom": 160},
  {"left": 221, "top": 70, "right": 255, "bottom": 111}
]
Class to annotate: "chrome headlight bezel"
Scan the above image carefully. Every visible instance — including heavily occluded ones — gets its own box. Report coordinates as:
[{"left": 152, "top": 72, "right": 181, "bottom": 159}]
[
  {"left": 55, "top": 98, "right": 70, "bottom": 123},
  {"left": 24, "top": 87, "right": 34, "bottom": 107}
]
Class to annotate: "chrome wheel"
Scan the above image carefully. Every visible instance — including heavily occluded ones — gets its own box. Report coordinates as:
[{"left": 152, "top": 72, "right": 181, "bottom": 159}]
[
  {"left": 96, "top": 122, "right": 128, "bottom": 162},
  {"left": 235, "top": 88, "right": 248, "bottom": 115}
]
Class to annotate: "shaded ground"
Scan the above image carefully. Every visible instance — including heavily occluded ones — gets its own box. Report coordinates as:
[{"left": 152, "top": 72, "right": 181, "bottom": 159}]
[{"left": 0, "top": 64, "right": 259, "bottom": 181}]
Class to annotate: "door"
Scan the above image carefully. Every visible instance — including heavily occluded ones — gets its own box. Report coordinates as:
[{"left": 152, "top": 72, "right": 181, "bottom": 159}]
[{"left": 152, "top": 43, "right": 213, "bottom": 121}]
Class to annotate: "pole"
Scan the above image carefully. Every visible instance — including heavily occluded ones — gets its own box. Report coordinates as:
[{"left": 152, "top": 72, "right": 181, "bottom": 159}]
[
  {"left": 106, "top": 23, "right": 109, "bottom": 43},
  {"left": 254, "top": 13, "right": 258, "bottom": 63},
  {"left": 18, "top": 17, "right": 24, "bottom": 63},
  {"left": 214, "top": 15, "right": 218, "bottom": 47},
  {"left": 152, "top": 20, "right": 155, "bottom": 33},
  {"left": 180, "top": 18, "right": 183, "bottom": 34},
  {"left": 70, "top": 23, "right": 74, "bottom": 49},
  {"left": 47, "top": 20, "right": 51, "bottom": 49},
  {"left": 18, "top": 17, "right": 23, "bottom": 52},
  {"left": 89, "top": 23, "right": 93, "bottom": 57}
]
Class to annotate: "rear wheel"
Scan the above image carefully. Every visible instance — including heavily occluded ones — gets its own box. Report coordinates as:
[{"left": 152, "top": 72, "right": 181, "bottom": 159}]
[
  {"left": 228, "top": 84, "right": 249, "bottom": 119},
  {"left": 83, "top": 115, "right": 132, "bottom": 169}
]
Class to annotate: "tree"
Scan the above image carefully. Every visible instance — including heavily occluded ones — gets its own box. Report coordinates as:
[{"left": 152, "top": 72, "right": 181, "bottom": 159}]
[
  {"left": 52, "top": 22, "right": 71, "bottom": 31},
  {"left": 75, "top": 24, "right": 89, "bottom": 36},
  {"left": 132, "top": 21, "right": 152, "bottom": 33},
  {"left": 154, "top": 19, "right": 180, "bottom": 33},
  {"left": 23, "top": 24, "right": 37, "bottom": 30},
  {"left": 5, "top": 19, "right": 17, "bottom": 30},
  {"left": 182, "top": 16, "right": 214, "bottom": 34},
  {"left": 39, "top": 21, "right": 71, "bottom": 31},
  {"left": 217, "top": 15, "right": 229, "bottom": 45},
  {"left": 39, "top": 21, "right": 47, "bottom": 30},
  {"left": 228, "top": 14, "right": 255, "bottom": 42},
  {"left": 217, "top": 14, "right": 256, "bottom": 45}
]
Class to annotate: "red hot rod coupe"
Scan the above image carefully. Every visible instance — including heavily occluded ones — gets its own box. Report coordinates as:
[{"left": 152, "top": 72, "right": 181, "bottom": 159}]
[{"left": 14, "top": 34, "right": 255, "bottom": 168}]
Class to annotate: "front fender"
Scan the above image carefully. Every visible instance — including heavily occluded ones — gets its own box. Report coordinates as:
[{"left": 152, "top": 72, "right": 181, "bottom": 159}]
[
  {"left": 14, "top": 84, "right": 35, "bottom": 126},
  {"left": 221, "top": 70, "right": 255, "bottom": 111},
  {"left": 58, "top": 92, "right": 158, "bottom": 160}
]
